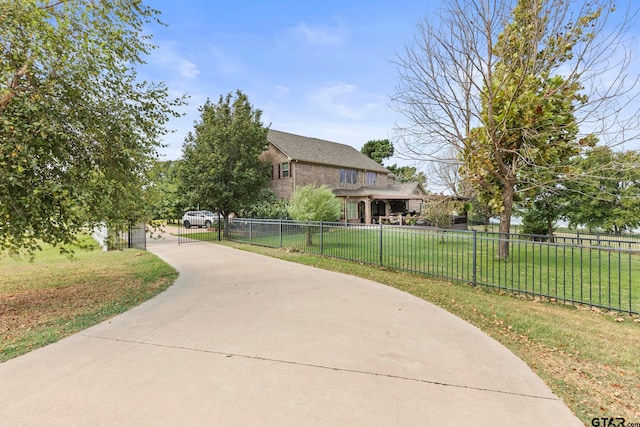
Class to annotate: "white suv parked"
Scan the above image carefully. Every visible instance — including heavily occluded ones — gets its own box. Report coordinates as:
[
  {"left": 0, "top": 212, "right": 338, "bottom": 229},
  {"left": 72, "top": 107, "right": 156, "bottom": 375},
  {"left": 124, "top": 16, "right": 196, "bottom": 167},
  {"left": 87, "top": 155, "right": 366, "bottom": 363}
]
[{"left": 181, "top": 210, "right": 219, "bottom": 229}]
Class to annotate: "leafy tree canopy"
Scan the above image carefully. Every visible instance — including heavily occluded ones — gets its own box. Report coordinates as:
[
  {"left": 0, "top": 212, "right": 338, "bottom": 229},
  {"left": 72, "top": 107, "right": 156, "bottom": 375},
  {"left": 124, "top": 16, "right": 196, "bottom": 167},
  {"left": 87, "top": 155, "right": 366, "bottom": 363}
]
[
  {"left": 387, "top": 164, "right": 427, "bottom": 186},
  {"left": 361, "top": 139, "right": 394, "bottom": 165},
  {"left": 178, "top": 91, "right": 270, "bottom": 232},
  {"left": 563, "top": 147, "right": 640, "bottom": 233},
  {"left": 147, "top": 160, "right": 186, "bottom": 223},
  {"left": 459, "top": 0, "right": 600, "bottom": 258},
  {"left": 288, "top": 185, "right": 342, "bottom": 246},
  {"left": 237, "top": 189, "right": 289, "bottom": 219},
  {"left": 393, "top": 0, "right": 633, "bottom": 259},
  {"left": 288, "top": 185, "right": 342, "bottom": 223},
  {"left": 519, "top": 193, "right": 564, "bottom": 239},
  {"left": 1, "top": 0, "right": 181, "bottom": 256}
]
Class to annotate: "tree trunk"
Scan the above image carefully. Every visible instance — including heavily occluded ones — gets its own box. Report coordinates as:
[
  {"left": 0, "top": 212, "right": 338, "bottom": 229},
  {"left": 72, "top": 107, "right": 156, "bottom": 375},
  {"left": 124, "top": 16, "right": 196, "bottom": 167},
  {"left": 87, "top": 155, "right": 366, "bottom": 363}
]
[
  {"left": 306, "top": 229, "right": 313, "bottom": 246},
  {"left": 498, "top": 185, "right": 514, "bottom": 261},
  {"left": 223, "top": 214, "right": 229, "bottom": 239},
  {"left": 546, "top": 214, "right": 555, "bottom": 243}
]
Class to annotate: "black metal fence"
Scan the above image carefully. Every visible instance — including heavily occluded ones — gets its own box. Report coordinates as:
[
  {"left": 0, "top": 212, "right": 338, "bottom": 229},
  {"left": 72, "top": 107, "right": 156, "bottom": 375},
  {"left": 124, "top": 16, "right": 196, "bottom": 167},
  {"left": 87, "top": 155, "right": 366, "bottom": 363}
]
[
  {"left": 176, "top": 218, "right": 223, "bottom": 245},
  {"left": 111, "top": 222, "right": 147, "bottom": 250},
  {"left": 474, "top": 224, "right": 640, "bottom": 251},
  {"left": 226, "top": 218, "right": 640, "bottom": 314}
]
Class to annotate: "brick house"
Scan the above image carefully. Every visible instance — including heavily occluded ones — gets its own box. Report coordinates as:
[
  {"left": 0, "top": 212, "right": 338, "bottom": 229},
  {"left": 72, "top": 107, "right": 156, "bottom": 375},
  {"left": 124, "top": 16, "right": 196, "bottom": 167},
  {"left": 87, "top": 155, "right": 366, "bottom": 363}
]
[{"left": 261, "top": 129, "right": 428, "bottom": 224}]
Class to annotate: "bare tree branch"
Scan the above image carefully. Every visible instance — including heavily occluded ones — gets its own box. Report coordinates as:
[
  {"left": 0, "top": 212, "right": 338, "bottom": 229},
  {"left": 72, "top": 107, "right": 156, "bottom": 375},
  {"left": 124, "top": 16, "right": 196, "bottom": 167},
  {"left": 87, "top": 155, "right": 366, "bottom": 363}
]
[{"left": 391, "top": 0, "right": 640, "bottom": 259}]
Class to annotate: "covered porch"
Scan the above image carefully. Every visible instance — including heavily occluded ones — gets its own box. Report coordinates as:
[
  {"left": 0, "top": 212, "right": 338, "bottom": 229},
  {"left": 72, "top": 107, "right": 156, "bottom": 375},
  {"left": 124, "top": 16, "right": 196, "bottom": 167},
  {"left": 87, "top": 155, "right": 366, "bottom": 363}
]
[{"left": 334, "top": 187, "right": 426, "bottom": 225}]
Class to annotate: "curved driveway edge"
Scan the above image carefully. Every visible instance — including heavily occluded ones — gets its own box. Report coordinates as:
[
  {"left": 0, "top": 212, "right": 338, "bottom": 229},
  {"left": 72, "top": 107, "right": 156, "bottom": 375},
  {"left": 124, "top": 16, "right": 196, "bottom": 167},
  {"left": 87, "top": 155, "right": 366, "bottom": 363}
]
[{"left": 0, "top": 233, "right": 582, "bottom": 426}]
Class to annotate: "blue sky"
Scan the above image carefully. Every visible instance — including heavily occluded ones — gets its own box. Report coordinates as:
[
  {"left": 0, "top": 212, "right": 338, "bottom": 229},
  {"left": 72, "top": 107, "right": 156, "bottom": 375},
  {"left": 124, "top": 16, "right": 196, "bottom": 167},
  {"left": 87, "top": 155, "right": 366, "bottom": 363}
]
[
  {"left": 140, "top": 0, "right": 438, "bottom": 163},
  {"left": 140, "top": 0, "right": 640, "bottom": 169}
]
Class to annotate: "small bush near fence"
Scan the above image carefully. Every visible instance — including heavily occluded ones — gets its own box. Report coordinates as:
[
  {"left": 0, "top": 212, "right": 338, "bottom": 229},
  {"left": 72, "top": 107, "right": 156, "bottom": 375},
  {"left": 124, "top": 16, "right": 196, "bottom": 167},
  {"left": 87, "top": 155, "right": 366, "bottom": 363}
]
[{"left": 224, "top": 218, "right": 640, "bottom": 314}]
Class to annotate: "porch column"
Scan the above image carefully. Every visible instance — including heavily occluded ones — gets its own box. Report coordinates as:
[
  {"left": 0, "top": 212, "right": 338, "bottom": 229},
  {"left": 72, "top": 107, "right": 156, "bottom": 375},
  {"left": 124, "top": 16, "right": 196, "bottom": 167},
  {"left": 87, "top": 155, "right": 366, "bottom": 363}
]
[{"left": 364, "top": 198, "right": 372, "bottom": 224}]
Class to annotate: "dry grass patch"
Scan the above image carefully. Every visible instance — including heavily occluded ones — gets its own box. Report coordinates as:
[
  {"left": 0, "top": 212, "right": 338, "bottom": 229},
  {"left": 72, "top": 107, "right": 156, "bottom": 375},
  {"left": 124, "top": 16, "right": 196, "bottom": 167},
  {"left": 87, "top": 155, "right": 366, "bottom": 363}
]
[{"left": 1, "top": 238, "right": 177, "bottom": 361}]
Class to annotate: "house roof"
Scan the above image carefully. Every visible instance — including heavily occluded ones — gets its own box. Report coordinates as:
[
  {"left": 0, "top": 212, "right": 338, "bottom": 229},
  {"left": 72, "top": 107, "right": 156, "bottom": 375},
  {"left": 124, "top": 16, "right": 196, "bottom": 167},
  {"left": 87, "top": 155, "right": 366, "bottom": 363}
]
[
  {"left": 388, "top": 182, "right": 428, "bottom": 196},
  {"left": 267, "top": 129, "right": 390, "bottom": 174},
  {"left": 333, "top": 186, "right": 426, "bottom": 200}
]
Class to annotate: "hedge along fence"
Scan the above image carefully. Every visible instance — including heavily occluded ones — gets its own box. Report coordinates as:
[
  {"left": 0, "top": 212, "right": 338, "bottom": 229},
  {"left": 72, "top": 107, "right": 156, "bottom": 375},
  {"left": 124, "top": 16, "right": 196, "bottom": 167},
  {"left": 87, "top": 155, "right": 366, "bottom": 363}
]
[{"left": 226, "top": 218, "right": 640, "bottom": 315}]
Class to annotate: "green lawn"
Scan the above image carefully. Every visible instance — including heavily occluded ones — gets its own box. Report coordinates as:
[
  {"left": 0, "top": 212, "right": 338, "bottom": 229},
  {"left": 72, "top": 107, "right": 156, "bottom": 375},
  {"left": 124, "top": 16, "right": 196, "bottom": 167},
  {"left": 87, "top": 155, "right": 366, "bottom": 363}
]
[{"left": 223, "top": 225, "right": 640, "bottom": 313}]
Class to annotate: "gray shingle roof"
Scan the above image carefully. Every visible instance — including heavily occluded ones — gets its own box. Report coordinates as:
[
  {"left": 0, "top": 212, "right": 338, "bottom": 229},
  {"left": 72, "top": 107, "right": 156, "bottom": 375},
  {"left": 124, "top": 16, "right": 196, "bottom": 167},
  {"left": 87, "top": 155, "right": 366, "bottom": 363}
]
[
  {"left": 333, "top": 187, "right": 426, "bottom": 200},
  {"left": 267, "top": 129, "right": 390, "bottom": 173},
  {"left": 389, "top": 183, "right": 427, "bottom": 195}
]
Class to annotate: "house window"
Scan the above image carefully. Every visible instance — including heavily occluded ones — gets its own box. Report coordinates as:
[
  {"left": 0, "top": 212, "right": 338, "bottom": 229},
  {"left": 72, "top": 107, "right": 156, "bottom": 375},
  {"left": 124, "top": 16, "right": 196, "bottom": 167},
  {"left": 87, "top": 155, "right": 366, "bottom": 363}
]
[
  {"left": 281, "top": 162, "right": 289, "bottom": 178},
  {"left": 365, "top": 171, "right": 377, "bottom": 186},
  {"left": 340, "top": 168, "right": 358, "bottom": 184},
  {"left": 345, "top": 201, "right": 358, "bottom": 220}
]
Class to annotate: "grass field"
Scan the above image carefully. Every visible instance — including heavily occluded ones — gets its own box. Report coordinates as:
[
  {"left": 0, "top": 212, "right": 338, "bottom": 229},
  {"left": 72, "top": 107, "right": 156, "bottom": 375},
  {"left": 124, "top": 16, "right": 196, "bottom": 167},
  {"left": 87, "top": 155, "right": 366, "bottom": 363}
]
[
  {"left": 222, "top": 223, "right": 640, "bottom": 314},
  {"left": 0, "top": 236, "right": 178, "bottom": 361},
  {"left": 217, "top": 239, "right": 640, "bottom": 425}
]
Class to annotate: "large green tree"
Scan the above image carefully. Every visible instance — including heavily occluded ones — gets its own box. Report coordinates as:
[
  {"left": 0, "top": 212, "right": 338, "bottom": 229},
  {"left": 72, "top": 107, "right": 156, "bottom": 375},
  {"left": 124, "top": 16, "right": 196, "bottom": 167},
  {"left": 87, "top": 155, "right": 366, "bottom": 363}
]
[
  {"left": 563, "top": 147, "right": 640, "bottom": 233},
  {"left": 387, "top": 165, "right": 427, "bottom": 186},
  {"left": 361, "top": 139, "right": 394, "bottom": 165},
  {"left": 462, "top": 0, "right": 595, "bottom": 258},
  {"left": 393, "top": 0, "right": 635, "bottom": 259},
  {"left": 237, "top": 189, "right": 289, "bottom": 220},
  {"left": 361, "top": 139, "right": 427, "bottom": 186},
  {"left": 179, "top": 91, "right": 269, "bottom": 234},
  {"left": 147, "top": 160, "right": 186, "bottom": 223},
  {"left": 519, "top": 190, "right": 565, "bottom": 240},
  {"left": 1, "top": 0, "right": 180, "bottom": 255}
]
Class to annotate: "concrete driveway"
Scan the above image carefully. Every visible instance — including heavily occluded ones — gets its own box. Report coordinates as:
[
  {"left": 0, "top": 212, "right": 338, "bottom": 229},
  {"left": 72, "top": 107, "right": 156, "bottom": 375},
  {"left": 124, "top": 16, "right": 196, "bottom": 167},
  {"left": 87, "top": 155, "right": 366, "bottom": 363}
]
[{"left": 0, "top": 233, "right": 582, "bottom": 426}]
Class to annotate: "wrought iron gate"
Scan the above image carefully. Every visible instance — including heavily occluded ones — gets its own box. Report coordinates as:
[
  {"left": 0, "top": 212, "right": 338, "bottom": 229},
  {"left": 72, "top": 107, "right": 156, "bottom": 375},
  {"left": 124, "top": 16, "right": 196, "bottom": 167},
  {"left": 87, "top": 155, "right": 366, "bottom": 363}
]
[{"left": 177, "top": 213, "right": 223, "bottom": 244}]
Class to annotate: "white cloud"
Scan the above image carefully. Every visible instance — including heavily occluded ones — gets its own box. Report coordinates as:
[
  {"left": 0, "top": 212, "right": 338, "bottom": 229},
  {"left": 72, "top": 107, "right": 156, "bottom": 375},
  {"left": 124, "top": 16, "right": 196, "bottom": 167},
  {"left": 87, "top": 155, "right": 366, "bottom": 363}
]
[
  {"left": 291, "top": 21, "right": 346, "bottom": 47},
  {"left": 309, "top": 82, "right": 384, "bottom": 120},
  {"left": 151, "top": 40, "right": 200, "bottom": 79},
  {"left": 275, "top": 85, "right": 290, "bottom": 98},
  {"left": 207, "top": 45, "right": 242, "bottom": 75},
  {"left": 177, "top": 61, "right": 200, "bottom": 79}
]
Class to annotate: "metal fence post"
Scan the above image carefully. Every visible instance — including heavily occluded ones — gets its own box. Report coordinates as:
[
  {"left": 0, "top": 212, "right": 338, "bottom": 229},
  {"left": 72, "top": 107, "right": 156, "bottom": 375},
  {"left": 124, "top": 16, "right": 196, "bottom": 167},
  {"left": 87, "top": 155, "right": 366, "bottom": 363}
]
[
  {"left": 279, "top": 219, "right": 283, "bottom": 248},
  {"left": 320, "top": 221, "right": 324, "bottom": 255},
  {"left": 249, "top": 218, "right": 253, "bottom": 244},
  {"left": 218, "top": 212, "right": 222, "bottom": 241},
  {"left": 472, "top": 229, "right": 477, "bottom": 286},
  {"left": 379, "top": 223, "right": 383, "bottom": 266}
]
